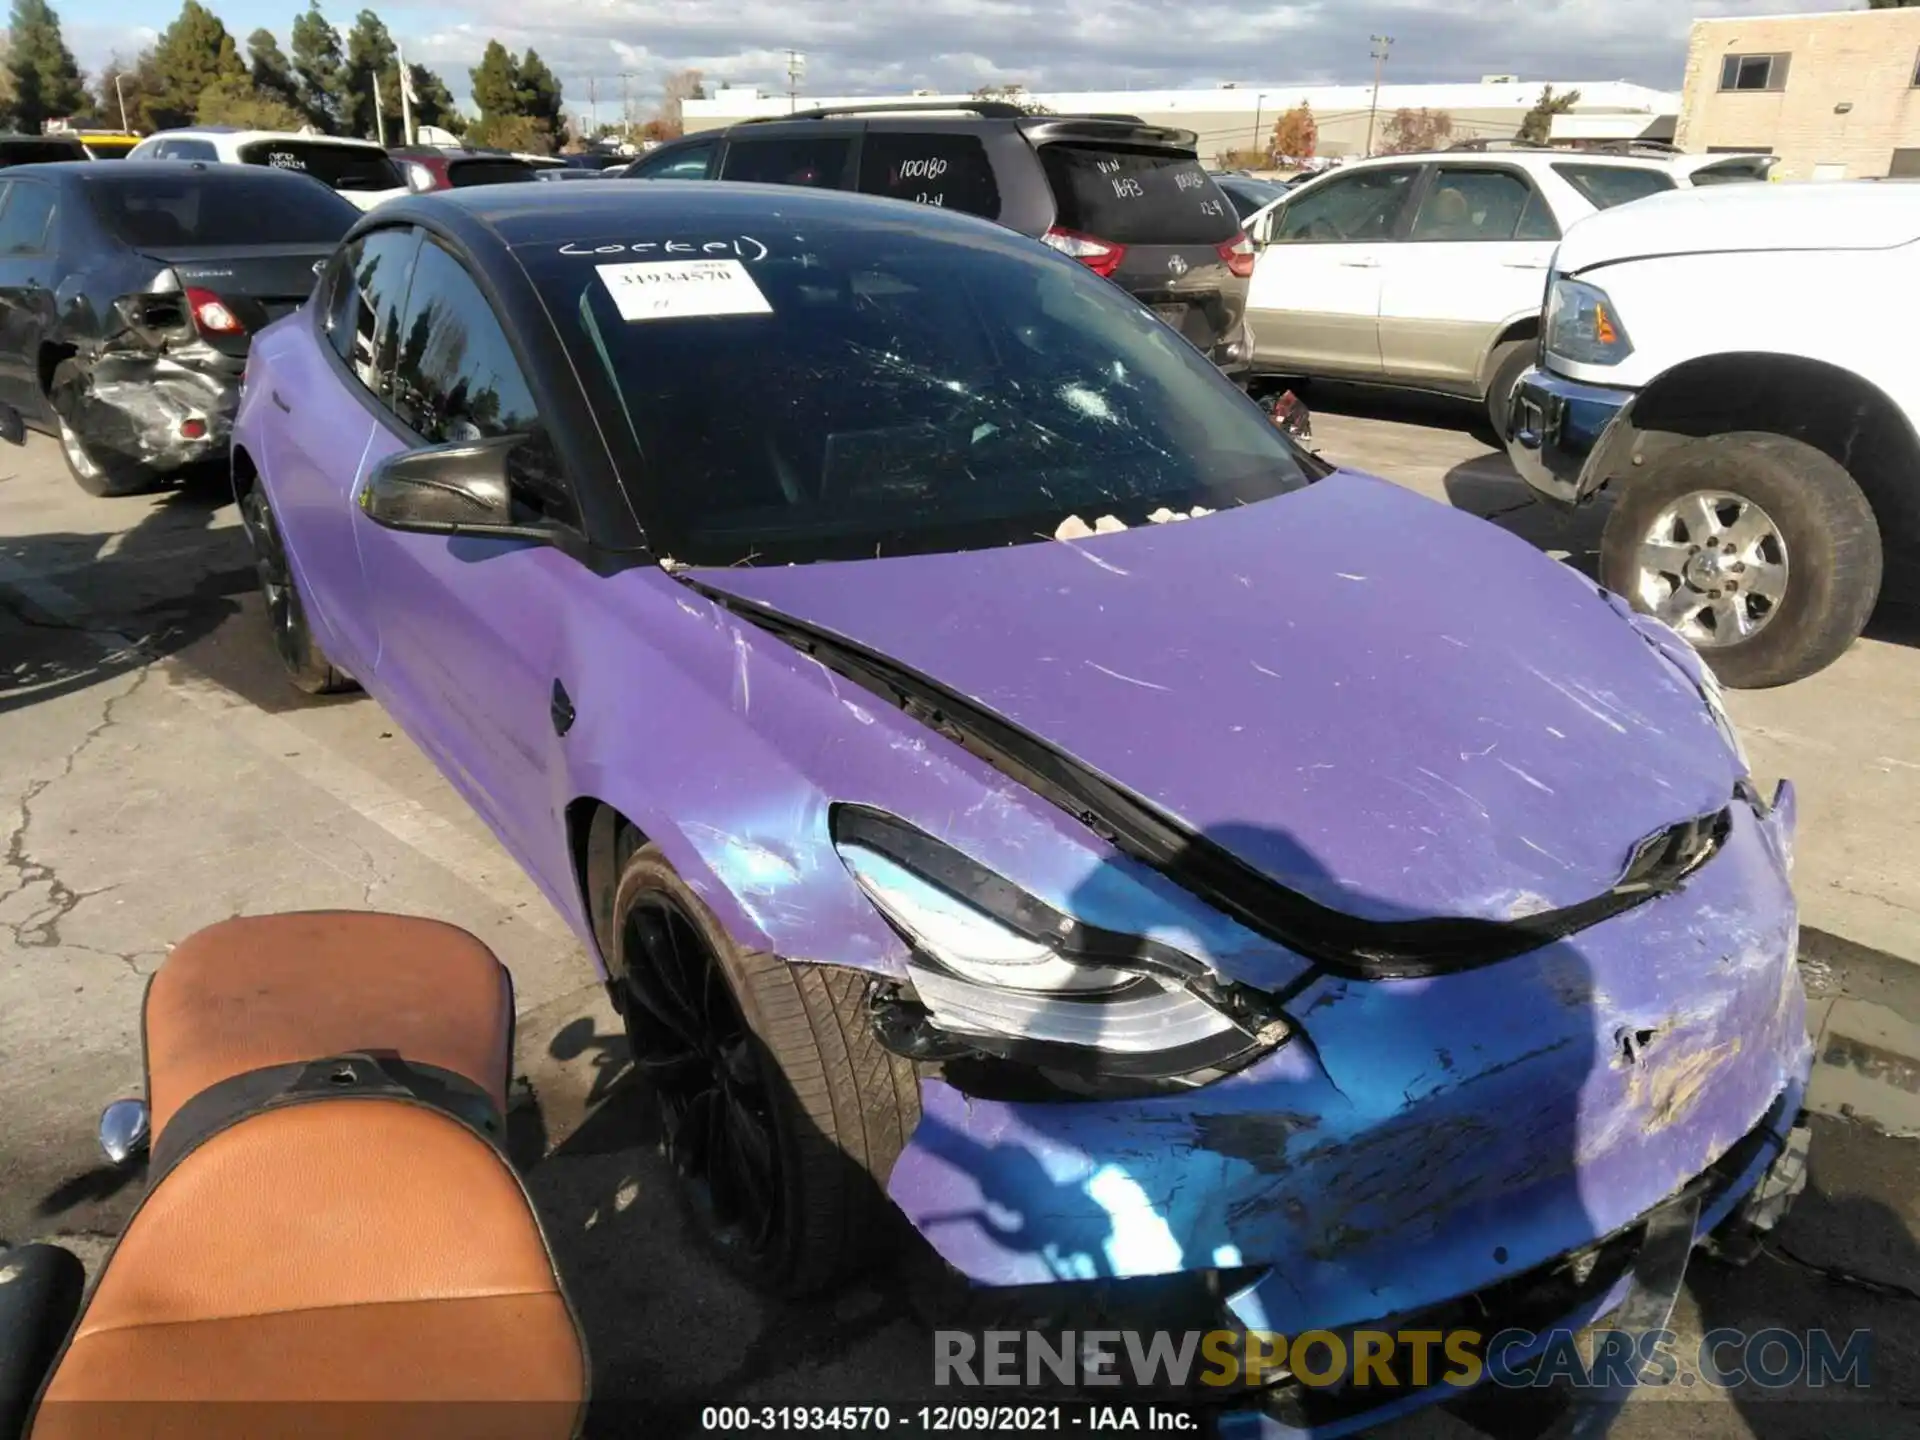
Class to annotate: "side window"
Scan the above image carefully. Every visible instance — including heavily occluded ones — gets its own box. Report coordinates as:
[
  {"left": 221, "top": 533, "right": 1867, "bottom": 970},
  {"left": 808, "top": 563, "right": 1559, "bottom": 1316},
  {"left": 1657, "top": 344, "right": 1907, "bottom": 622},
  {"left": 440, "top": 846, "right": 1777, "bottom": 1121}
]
[
  {"left": 633, "top": 140, "right": 717, "bottom": 180},
  {"left": 390, "top": 239, "right": 573, "bottom": 525},
  {"left": 721, "top": 136, "right": 853, "bottom": 190},
  {"left": 1409, "top": 168, "right": 1539, "bottom": 242},
  {"left": 0, "top": 182, "right": 57, "bottom": 255},
  {"left": 327, "top": 226, "right": 421, "bottom": 404},
  {"left": 856, "top": 132, "right": 1000, "bottom": 218},
  {"left": 171, "top": 140, "right": 218, "bottom": 162},
  {"left": 1271, "top": 167, "right": 1419, "bottom": 244}
]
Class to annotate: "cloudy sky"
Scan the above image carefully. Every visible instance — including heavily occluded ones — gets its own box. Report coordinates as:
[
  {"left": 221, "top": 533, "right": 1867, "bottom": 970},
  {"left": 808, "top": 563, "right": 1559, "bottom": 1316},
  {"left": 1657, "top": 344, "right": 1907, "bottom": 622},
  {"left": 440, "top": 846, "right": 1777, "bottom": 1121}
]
[{"left": 63, "top": 0, "right": 1860, "bottom": 115}]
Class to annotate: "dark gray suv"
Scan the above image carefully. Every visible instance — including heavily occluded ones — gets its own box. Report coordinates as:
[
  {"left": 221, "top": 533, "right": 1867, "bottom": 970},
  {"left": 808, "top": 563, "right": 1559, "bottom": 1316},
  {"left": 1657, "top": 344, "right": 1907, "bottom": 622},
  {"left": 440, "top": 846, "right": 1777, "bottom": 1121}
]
[{"left": 626, "top": 102, "right": 1256, "bottom": 381}]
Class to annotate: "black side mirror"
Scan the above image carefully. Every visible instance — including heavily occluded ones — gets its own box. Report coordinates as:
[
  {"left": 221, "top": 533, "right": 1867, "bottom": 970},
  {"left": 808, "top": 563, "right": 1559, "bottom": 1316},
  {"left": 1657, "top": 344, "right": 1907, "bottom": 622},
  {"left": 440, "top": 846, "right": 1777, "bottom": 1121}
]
[
  {"left": 359, "top": 434, "right": 560, "bottom": 542},
  {"left": 0, "top": 402, "right": 23, "bottom": 447}
]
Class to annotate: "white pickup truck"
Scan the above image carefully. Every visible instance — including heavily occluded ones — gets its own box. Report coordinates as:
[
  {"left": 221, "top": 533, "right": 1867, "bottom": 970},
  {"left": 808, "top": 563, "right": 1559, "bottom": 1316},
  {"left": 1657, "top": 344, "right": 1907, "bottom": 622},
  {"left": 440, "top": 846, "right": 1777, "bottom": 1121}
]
[{"left": 1505, "top": 182, "right": 1919, "bottom": 688}]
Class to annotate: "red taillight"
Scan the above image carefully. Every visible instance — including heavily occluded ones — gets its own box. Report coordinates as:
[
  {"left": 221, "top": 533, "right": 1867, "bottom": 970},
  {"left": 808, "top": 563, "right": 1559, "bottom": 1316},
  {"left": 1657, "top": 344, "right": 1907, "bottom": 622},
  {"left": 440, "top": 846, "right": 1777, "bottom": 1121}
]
[
  {"left": 1218, "top": 232, "right": 1256, "bottom": 279},
  {"left": 1041, "top": 226, "right": 1126, "bottom": 278},
  {"left": 184, "top": 286, "right": 245, "bottom": 337}
]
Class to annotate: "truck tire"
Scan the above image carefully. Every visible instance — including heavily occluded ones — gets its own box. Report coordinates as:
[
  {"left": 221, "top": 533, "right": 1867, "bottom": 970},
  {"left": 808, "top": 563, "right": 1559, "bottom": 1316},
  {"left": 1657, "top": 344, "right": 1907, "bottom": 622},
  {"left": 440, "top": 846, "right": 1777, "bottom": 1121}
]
[
  {"left": 610, "top": 844, "right": 921, "bottom": 1296},
  {"left": 1484, "top": 338, "right": 1535, "bottom": 439},
  {"left": 1599, "top": 432, "right": 1882, "bottom": 688}
]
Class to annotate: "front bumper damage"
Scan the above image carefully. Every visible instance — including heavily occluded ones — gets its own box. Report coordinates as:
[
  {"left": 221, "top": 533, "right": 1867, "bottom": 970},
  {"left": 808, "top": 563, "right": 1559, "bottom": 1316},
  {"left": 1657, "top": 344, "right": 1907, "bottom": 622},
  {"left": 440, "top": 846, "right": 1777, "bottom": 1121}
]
[
  {"left": 887, "top": 793, "right": 1812, "bottom": 1436},
  {"left": 51, "top": 352, "right": 239, "bottom": 477}
]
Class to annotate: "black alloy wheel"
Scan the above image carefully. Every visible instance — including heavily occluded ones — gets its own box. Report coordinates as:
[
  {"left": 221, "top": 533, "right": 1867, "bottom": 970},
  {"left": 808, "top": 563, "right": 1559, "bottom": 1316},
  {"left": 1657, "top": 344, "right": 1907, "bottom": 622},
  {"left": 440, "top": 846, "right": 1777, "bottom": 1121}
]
[
  {"left": 619, "top": 892, "right": 782, "bottom": 1260},
  {"left": 242, "top": 485, "right": 354, "bottom": 694}
]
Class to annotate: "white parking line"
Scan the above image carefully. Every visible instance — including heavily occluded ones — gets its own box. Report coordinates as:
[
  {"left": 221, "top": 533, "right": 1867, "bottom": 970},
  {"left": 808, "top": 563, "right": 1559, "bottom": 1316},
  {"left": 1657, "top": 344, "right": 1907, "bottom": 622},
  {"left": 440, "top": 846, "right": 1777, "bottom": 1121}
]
[{"left": 0, "top": 553, "right": 569, "bottom": 938}]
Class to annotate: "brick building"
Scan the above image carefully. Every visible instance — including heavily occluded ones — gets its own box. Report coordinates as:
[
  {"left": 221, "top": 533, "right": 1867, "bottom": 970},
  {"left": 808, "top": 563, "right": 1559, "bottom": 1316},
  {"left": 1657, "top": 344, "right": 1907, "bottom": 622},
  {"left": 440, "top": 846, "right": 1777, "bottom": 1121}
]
[{"left": 1677, "top": 8, "right": 1920, "bottom": 180}]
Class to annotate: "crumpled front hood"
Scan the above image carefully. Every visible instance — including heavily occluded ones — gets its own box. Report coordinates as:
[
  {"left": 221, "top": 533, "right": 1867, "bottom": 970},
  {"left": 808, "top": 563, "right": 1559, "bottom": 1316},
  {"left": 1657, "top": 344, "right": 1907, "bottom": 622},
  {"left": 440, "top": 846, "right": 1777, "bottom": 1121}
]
[{"left": 690, "top": 473, "right": 1742, "bottom": 925}]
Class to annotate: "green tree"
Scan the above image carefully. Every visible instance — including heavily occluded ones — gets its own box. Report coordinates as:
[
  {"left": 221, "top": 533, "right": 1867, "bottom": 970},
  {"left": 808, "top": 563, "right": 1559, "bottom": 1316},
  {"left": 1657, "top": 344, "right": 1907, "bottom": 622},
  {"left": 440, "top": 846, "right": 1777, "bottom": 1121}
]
[
  {"left": 469, "top": 39, "right": 521, "bottom": 123},
  {"left": 466, "top": 112, "right": 549, "bottom": 154},
  {"left": 197, "top": 70, "right": 306, "bottom": 130},
  {"left": 336, "top": 8, "right": 397, "bottom": 140},
  {"left": 406, "top": 63, "right": 462, "bottom": 135},
  {"left": 7, "top": 0, "right": 87, "bottom": 133},
  {"left": 289, "top": 2, "right": 344, "bottom": 131},
  {"left": 94, "top": 49, "right": 164, "bottom": 132},
  {"left": 516, "top": 47, "right": 563, "bottom": 146},
  {"left": 151, "top": 0, "right": 248, "bottom": 128},
  {"left": 247, "top": 28, "right": 300, "bottom": 111},
  {"left": 1516, "top": 83, "right": 1580, "bottom": 145}
]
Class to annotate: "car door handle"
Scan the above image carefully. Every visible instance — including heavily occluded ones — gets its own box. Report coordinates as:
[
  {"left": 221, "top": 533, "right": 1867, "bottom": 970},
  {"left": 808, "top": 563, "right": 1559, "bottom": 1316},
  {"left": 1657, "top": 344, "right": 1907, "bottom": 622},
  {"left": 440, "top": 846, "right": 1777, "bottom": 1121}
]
[
  {"left": 1338, "top": 259, "right": 1379, "bottom": 268},
  {"left": 270, "top": 389, "right": 292, "bottom": 412},
  {"left": 1502, "top": 262, "right": 1548, "bottom": 270}
]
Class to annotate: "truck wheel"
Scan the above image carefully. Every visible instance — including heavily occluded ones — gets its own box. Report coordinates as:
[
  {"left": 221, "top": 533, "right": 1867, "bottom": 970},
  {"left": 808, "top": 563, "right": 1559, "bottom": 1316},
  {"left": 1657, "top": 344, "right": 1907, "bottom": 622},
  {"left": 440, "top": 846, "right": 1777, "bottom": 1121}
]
[
  {"left": 1484, "top": 339, "right": 1535, "bottom": 439},
  {"left": 610, "top": 844, "right": 920, "bottom": 1296},
  {"left": 1599, "top": 432, "right": 1882, "bottom": 688},
  {"left": 50, "top": 360, "right": 160, "bottom": 498}
]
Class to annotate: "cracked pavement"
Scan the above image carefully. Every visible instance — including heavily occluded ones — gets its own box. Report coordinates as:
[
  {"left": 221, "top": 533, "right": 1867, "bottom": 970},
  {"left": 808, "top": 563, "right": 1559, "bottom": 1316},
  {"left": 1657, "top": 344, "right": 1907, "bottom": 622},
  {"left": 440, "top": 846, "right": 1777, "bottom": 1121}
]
[{"left": 2, "top": 420, "right": 1917, "bottom": 1436}]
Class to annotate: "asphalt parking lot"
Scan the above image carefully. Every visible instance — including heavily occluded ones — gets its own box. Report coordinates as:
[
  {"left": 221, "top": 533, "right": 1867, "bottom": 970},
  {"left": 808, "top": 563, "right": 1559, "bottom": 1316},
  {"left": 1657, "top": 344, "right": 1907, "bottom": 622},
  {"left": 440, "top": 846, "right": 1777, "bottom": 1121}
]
[{"left": 3, "top": 397, "right": 1917, "bottom": 1437}]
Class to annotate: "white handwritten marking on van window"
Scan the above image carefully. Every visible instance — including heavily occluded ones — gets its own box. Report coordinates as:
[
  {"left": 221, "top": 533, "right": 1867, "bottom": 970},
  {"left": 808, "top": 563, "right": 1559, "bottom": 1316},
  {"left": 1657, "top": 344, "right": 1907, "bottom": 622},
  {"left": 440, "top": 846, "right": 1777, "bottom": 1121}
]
[
  {"left": 560, "top": 235, "right": 770, "bottom": 261},
  {"left": 596, "top": 258, "right": 774, "bottom": 322},
  {"left": 898, "top": 157, "right": 948, "bottom": 180},
  {"left": 1110, "top": 177, "right": 1145, "bottom": 200},
  {"left": 1175, "top": 171, "right": 1204, "bottom": 191}
]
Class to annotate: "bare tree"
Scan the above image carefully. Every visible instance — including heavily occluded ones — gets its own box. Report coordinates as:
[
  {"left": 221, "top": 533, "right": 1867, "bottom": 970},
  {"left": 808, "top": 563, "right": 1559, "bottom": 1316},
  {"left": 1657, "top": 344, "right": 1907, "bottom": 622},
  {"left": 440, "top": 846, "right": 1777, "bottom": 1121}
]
[
  {"left": 654, "top": 68, "right": 703, "bottom": 138},
  {"left": 1380, "top": 107, "right": 1454, "bottom": 155},
  {"left": 972, "top": 82, "right": 1052, "bottom": 115}
]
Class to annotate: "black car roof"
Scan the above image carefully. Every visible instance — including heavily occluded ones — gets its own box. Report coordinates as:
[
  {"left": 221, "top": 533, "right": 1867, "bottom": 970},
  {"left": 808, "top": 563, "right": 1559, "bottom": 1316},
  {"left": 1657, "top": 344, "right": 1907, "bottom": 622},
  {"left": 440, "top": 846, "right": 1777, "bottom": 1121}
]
[
  {"left": 368, "top": 178, "right": 1017, "bottom": 251},
  {"left": 22, "top": 159, "right": 346, "bottom": 186}
]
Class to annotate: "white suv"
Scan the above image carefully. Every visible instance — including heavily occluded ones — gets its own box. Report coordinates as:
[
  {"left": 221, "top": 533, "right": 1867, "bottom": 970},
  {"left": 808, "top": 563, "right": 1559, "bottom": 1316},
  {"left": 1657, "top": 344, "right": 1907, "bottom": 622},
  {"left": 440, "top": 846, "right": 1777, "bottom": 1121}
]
[
  {"left": 1506, "top": 181, "right": 1918, "bottom": 689},
  {"left": 1240, "top": 145, "right": 1769, "bottom": 432},
  {"left": 126, "top": 129, "right": 409, "bottom": 211}
]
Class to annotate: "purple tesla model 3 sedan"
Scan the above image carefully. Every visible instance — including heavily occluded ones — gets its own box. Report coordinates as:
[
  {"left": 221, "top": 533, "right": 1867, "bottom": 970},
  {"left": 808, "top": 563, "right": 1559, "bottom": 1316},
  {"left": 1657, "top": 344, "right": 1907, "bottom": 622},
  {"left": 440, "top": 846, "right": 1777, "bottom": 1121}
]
[{"left": 231, "top": 182, "right": 1811, "bottom": 1434}]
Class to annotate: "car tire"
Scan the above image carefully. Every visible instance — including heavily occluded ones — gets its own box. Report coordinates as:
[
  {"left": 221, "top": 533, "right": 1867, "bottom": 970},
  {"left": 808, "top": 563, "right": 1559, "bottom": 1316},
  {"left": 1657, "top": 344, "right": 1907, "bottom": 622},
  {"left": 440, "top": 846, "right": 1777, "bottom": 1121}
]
[
  {"left": 241, "top": 483, "right": 356, "bottom": 695},
  {"left": 610, "top": 843, "right": 921, "bottom": 1297},
  {"left": 49, "top": 360, "right": 160, "bottom": 498},
  {"left": 1483, "top": 338, "right": 1534, "bottom": 440},
  {"left": 1599, "top": 431, "right": 1883, "bottom": 689}
]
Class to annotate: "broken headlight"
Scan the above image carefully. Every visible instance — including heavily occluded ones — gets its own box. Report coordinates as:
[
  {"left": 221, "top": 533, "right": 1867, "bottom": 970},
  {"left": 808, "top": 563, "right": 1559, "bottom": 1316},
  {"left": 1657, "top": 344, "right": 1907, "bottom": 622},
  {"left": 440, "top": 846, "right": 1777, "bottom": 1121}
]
[{"left": 832, "top": 806, "right": 1285, "bottom": 1079}]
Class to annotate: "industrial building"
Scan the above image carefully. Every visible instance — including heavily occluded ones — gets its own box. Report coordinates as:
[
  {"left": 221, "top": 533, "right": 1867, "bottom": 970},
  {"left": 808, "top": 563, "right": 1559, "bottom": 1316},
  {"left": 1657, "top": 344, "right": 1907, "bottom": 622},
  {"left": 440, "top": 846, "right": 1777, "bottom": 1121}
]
[
  {"left": 1676, "top": 7, "right": 1920, "bottom": 180},
  {"left": 681, "top": 77, "right": 1680, "bottom": 162}
]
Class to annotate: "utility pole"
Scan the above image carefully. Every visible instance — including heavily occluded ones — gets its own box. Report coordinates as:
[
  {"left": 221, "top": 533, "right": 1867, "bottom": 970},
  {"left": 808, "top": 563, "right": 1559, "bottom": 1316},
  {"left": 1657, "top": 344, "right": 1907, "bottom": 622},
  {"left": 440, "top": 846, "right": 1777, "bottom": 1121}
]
[
  {"left": 1252, "top": 92, "right": 1267, "bottom": 161},
  {"left": 1364, "top": 34, "right": 1393, "bottom": 157},
  {"left": 621, "top": 72, "right": 635, "bottom": 135},
  {"left": 588, "top": 77, "right": 598, "bottom": 135},
  {"left": 113, "top": 73, "right": 129, "bottom": 133},
  {"left": 372, "top": 72, "right": 387, "bottom": 147},
  {"left": 787, "top": 50, "right": 805, "bottom": 113}
]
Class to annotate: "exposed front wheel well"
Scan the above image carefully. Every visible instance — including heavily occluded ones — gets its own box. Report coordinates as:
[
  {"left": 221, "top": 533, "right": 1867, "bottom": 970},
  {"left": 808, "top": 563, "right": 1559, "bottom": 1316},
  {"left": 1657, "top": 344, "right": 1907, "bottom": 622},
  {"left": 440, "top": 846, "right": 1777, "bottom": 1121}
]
[
  {"left": 1590, "top": 353, "right": 1920, "bottom": 556},
  {"left": 232, "top": 444, "right": 259, "bottom": 510},
  {"left": 37, "top": 343, "right": 75, "bottom": 401},
  {"left": 567, "top": 798, "right": 650, "bottom": 976}
]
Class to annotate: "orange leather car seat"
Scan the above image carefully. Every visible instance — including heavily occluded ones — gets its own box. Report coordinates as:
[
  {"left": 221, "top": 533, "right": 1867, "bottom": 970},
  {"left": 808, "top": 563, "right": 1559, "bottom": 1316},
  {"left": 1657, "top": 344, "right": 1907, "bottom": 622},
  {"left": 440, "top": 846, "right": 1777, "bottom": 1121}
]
[{"left": 29, "top": 912, "right": 588, "bottom": 1440}]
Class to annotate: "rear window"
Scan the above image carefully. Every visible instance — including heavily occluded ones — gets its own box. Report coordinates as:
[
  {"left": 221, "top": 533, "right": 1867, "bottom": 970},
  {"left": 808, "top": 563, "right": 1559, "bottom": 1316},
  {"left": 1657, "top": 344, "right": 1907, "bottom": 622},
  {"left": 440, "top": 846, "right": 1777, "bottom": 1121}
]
[
  {"left": 0, "top": 137, "right": 84, "bottom": 166},
  {"left": 237, "top": 140, "right": 404, "bottom": 194},
  {"left": 86, "top": 172, "right": 360, "bottom": 247},
  {"left": 1552, "top": 163, "right": 1677, "bottom": 211},
  {"left": 1040, "top": 145, "right": 1239, "bottom": 245},
  {"left": 857, "top": 132, "right": 1001, "bottom": 219},
  {"left": 1689, "top": 159, "right": 1771, "bottom": 187},
  {"left": 447, "top": 157, "right": 538, "bottom": 188}
]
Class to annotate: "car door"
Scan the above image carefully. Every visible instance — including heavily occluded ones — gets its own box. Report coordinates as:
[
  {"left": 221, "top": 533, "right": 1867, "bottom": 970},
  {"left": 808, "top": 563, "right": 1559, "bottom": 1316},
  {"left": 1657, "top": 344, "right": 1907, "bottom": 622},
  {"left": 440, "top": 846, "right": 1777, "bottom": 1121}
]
[
  {"left": 350, "top": 236, "right": 580, "bottom": 867},
  {"left": 269, "top": 225, "right": 422, "bottom": 674},
  {"left": 1244, "top": 164, "right": 1422, "bottom": 377},
  {"left": 1376, "top": 164, "right": 1559, "bottom": 390},
  {"left": 0, "top": 178, "right": 62, "bottom": 418}
]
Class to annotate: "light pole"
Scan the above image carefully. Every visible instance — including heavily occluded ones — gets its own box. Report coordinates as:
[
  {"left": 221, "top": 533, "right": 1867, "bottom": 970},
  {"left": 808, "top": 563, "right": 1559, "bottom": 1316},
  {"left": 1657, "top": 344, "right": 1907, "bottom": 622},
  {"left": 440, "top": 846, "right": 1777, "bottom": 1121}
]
[
  {"left": 787, "top": 50, "right": 805, "bottom": 112},
  {"left": 114, "top": 74, "right": 129, "bottom": 133},
  {"left": 1364, "top": 34, "right": 1393, "bottom": 157},
  {"left": 621, "top": 72, "right": 634, "bottom": 136},
  {"left": 1252, "top": 91, "right": 1268, "bottom": 162}
]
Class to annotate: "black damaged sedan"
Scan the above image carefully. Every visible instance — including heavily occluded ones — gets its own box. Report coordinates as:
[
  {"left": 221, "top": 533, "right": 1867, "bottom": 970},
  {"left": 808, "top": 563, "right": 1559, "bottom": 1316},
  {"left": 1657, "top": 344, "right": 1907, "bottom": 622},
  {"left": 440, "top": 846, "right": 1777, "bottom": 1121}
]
[{"left": 0, "top": 161, "right": 359, "bottom": 495}]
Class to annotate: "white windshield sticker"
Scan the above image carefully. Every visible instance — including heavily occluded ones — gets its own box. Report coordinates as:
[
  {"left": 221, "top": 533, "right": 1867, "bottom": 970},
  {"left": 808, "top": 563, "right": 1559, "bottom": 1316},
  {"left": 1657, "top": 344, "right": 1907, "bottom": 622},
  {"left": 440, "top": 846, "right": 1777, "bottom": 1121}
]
[{"left": 596, "top": 258, "right": 773, "bottom": 322}]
